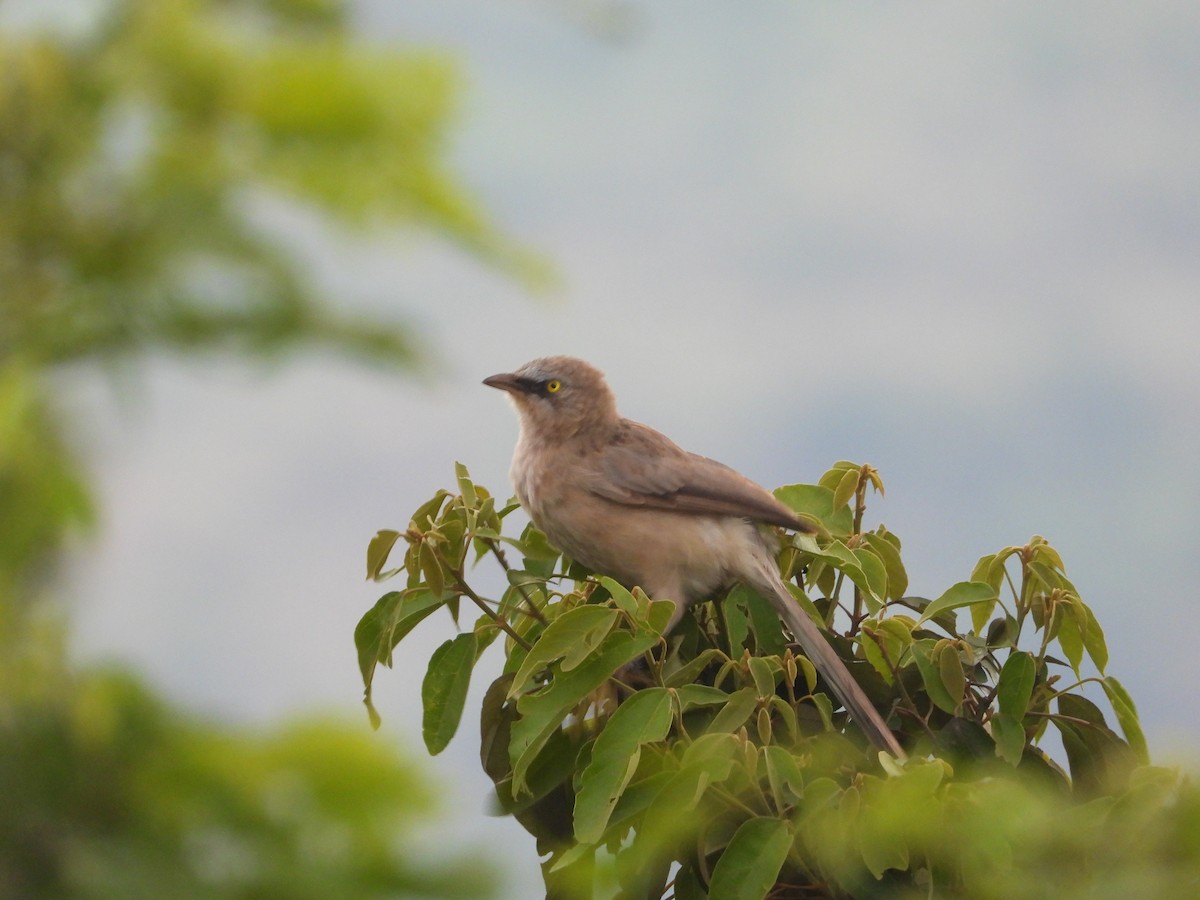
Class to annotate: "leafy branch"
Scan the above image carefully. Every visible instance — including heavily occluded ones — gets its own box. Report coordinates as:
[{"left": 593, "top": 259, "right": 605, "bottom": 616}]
[{"left": 355, "top": 460, "right": 1165, "bottom": 899}]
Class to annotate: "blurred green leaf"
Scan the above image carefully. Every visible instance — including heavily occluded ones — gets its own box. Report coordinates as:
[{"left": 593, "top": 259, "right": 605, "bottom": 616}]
[
  {"left": 1053, "top": 693, "right": 1135, "bottom": 797},
  {"left": 991, "top": 713, "right": 1025, "bottom": 766},
  {"left": 762, "top": 744, "right": 806, "bottom": 806},
  {"left": 707, "top": 817, "right": 792, "bottom": 900}
]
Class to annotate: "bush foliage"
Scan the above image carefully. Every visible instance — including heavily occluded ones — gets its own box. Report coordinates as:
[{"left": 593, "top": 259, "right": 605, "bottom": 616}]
[
  {"left": 1, "top": 1, "right": 519, "bottom": 893},
  {"left": 359, "top": 462, "right": 1199, "bottom": 898}
]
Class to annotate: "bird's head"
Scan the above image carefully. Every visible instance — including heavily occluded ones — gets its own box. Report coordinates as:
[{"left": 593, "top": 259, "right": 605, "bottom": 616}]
[{"left": 484, "top": 356, "right": 619, "bottom": 440}]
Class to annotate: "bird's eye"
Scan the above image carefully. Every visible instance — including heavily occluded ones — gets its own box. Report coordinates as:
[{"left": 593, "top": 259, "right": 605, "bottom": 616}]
[{"left": 546, "top": 379, "right": 562, "bottom": 393}]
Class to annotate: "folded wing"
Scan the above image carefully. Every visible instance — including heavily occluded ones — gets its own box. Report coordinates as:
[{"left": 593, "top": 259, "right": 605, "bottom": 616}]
[{"left": 582, "top": 421, "right": 814, "bottom": 532}]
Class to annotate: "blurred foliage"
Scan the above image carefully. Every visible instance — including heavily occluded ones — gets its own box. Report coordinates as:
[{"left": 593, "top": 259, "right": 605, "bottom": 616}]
[
  {"left": 2, "top": 0, "right": 523, "bottom": 894},
  {"left": 0, "top": 0, "right": 539, "bottom": 369},
  {"left": 360, "top": 462, "right": 1200, "bottom": 898},
  {"left": 0, "top": 666, "right": 493, "bottom": 899}
]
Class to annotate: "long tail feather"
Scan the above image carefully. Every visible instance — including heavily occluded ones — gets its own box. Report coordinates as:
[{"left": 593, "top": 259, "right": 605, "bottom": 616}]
[{"left": 758, "top": 575, "right": 906, "bottom": 759}]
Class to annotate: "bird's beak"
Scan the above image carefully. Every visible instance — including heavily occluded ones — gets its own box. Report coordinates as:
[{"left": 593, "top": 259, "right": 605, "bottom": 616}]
[{"left": 483, "top": 373, "right": 525, "bottom": 394}]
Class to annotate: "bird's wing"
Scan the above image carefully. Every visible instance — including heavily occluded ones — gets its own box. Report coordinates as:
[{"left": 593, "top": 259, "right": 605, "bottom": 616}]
[{"left": 581, "top": 421, "right": 813, "bottom": 531}]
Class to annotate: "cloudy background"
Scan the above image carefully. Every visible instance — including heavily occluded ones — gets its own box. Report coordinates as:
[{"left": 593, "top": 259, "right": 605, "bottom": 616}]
[{"left": 64, "top": 1, "right": 1198, "bottom": 893}]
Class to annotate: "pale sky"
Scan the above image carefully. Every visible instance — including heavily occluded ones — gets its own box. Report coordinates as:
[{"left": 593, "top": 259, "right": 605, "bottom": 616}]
[{"left": 65, "top": 2, "right": 1200, "bottom": 894}]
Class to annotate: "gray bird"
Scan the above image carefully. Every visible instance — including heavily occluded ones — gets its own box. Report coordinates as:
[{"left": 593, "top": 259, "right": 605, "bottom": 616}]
[{"left": 485, "top": 355, "right": 904, "bottom": 758}]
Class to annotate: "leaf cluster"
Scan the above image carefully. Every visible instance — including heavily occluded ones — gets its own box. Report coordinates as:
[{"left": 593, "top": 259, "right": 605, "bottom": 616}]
[
  {"left": 357, "top": 462, "right": 1192, "bottom": 898},
  {"left": 0, "top": 0, "right": 541, "bottom": 371},
  {"left": 0, "top": 667, "right": 495, "bottom": 899}
]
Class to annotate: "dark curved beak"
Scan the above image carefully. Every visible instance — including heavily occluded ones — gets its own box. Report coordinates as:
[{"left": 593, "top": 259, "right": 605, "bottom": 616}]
[{"left": 483, "top": 373, "right": 523, "bottom": 394}]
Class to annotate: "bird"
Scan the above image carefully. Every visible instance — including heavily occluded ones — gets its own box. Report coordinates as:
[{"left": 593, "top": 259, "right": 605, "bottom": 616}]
[{"left": 484, "top": 355, "right": 904, "bottom": 758}]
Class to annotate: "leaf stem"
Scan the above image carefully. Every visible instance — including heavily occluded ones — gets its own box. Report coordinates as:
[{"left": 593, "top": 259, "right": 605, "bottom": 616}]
[
  {"left": 485, "top": 538, "right": 548, "bottom": 624},
  {"left": 437, "top": 549, "right": 533, "bottom": 651}
]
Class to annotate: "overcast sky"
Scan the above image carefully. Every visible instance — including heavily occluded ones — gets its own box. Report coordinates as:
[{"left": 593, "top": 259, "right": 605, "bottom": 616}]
[{"left": 64, "top": 2, "right": 1199, "bottom": 894}]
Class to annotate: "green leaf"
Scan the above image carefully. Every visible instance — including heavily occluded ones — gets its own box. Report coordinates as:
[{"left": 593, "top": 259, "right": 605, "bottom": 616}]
[
  {"left": 1102, "top": 676, "right": 1149, "bottom": 764},
  {"left": 680, "top": 732, "right": 741, "bottom": 778},
  {"left": 1053, "top": 693, "right": 1137, "bottom": 797},
  {"left": 991, "top": 713, "right": 1026, "bottom": 766},
  {"left": 355, "top": 591, "right": 401, "bottom": 687},
  {"left": 863, "top": 532, "right": 908, "bottom": 601},
  {"left": 365, "top": 529, "right": 402, "bottom": 581},
  {"left": 762, "top": 744, "right": 806, "bottom": 806},
  {"left": 510, "top": 629, "right": 659, "bottom": 794},
  {"left": 417, "top": 541, "right": 445, "bottom": 598},
  {"left": 355, "top": 588, "right": 445, "bottom": 726},
  {"left": 819, "top": 460, "right": 859, "bottom": 488},
  {"left": 774, "top": 483, "right": 852, "bottom": 534},
  {"left": 970, "top": 553, "right": 999, "bottom": 588},
  {"left": 616, "top": 765, "right": 722, "bottom": 886},
  {"left": 666, "top": 649, "right": 728, "bottom": 689},
  {"left": 707, "top": 687, "right": 759, "bottom": 734},
  {"left": 421, "top": 633, "right": 478, "bottom": 755},
  {"left": 598, "top": 576, "right": 638, "bottom": 617},
  {"left": 997, "top": 651, "right": 1036, "bottom": 721},
  {"left": 1082, "top": 602, "right": 1108, "bottom": 673},
  {"left": 748, "top": 657, "right": 778, "bottom": 699},
  {"left": 794, "top": 654, "right": 818, "bottom": 695},
  {"left": 768, "top": 696, "right": 800, "bottom": 745},
  {"left": 1056, "top": 603, "right": 1084, "bottom": 675},
  {"left": 674, "top": 683, "right": 733, "bottom": 712},
  {"left": 1027, "top": 560, "right": 1065, "bottom": 592},
  {"left": 409, "top": 489, "right": 452, "bottom": 530},
  {"left": 600, "top": 771, "right": 675, "bottom": 842},
  {"left": 811, "top": 692, "right": 834, "bottom": 731},
  {"left": 918, "top": 581, "right": 997, "bottom": 624},
  {"left": 860, "top": 616, "right": 913, "bottom": 685},
  {"left": 738, "top": 586, "right": 788, "bottom": 657},
  {"left": 502, "top": 523, "right": 561, "bottom": 562},
  {"left": 574, "top": 688, "right": 673, "bottom": 843},
  {"left": 831, "top": 466, "right": 860, "bottom": 510},
  {"left": 912, "top": 640, "right": 958, "bottom": 715},
  {"left": 643, "top": 598, "right": 677, "bottom": 635},
  {"left": 454, "top": 460, "right": 477, "bottom": 506},
  {"left": 858, "top": 799, "right": 910, "bottom": 879},
  {"left": 936, "top": 643, "right": 965, "bottom": 713},
  {"left": 860, "top": 626, "right": 894, "bottom": 685},
  {"left": 508, "top": 605, "right": 619, "bottom": 698},
  {"left": 707, "top": 818, "right": 792, "bottom": 900},
  {"left": 851, "top": 547, "right": 888, "bottom": 612},
  {"left": 722, "top": 588, "right": 752, "bottom": 656}
]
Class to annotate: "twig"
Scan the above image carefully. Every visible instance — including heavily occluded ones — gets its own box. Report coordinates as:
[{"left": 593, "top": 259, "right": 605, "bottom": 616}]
[
  {"left": 485, "top": 538, "right": 548, "bottom": 624},
  {"left": 442, "top": 560, "right": 533, "bottom": 651}
]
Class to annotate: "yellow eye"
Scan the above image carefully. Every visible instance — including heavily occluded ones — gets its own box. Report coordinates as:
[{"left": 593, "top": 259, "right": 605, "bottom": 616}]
[{"left": 546, "top": 379, "right": 562, "bottom": 393}]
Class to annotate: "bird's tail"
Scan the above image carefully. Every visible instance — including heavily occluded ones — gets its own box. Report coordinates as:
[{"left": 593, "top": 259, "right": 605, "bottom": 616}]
[{"left": 752, "top": 569, "right": 906, "bottom": 760}]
